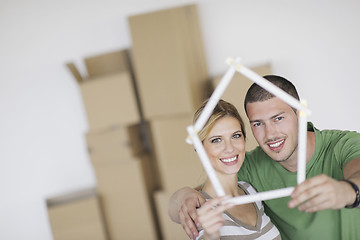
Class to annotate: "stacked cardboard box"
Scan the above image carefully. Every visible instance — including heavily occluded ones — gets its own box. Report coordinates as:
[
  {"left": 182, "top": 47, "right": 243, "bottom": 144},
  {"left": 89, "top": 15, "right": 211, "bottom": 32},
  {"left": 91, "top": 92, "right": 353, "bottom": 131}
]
[
  {"left": 129, "top": 4, "right": 209, "bottom": 120},
  {"left": 46, "top": 189, "right": 107, "bottom": 240},
  {"left": 55, "top": 4, "right": 271, "bottom": 240},
  {"left": 154, "top": 191, "right": 190, "bottom": 240},
  {"left": 128, "top": 4, "right": 210, "bottom": 239},
  {"left": 86, "top": 123, "right": 160, "bottom": 240},
  {"left": 212, "top": 63, "right": 272, "bottom": 151},
  {"left": 92, "top": 155, "right": 159, "bottom": 240},
  {"left": 147, "top": 115, "right": 206, "bottom": 192},
  {"left": 63, "top": 50, "right": 160, "bottom": 240},
  {"left": 67, "top": 50, "right": 140, "bottom": 132}
]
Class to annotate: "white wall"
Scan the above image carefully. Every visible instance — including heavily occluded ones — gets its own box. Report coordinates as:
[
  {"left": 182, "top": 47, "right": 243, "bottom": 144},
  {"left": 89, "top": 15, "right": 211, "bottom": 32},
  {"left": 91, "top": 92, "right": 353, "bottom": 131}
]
[{"left": 0, "top": 0, "right": 359, "bottom": 239}]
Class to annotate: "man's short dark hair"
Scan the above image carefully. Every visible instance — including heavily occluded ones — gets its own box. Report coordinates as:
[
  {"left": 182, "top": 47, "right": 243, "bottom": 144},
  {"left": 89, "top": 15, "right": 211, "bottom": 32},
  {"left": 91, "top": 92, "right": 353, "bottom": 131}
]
[{"left": 244, "top": 75, "right": 300, "bottom": 115}]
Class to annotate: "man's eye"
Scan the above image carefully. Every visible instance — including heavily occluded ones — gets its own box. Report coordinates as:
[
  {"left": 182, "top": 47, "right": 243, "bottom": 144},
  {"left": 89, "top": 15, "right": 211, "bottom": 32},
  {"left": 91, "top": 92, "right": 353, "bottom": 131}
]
[
  {"left": 275, "top": 116, "right": 284, "bottom": 121},
  {"left": 253, "top": 122, "right": 262, "bottom": 127},
  {"left": 211, "top": 138, "right": 221, "bottom": 143}
]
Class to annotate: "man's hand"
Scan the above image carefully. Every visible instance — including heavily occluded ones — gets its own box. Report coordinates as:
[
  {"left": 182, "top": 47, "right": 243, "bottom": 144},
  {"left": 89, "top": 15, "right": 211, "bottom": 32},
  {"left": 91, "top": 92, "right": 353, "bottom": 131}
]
[
  {"left": 288, "top": 174, "right": 356, "bottom": 212},
  {"left": 168, "top": 187, "right": 206, "bottom": 239}
]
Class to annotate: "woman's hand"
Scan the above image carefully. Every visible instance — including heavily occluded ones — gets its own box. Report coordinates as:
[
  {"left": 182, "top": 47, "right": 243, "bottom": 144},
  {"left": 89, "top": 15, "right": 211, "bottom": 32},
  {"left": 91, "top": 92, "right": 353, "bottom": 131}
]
[{"left": 197, "top": 196, "right": 234, "bottom": 240}]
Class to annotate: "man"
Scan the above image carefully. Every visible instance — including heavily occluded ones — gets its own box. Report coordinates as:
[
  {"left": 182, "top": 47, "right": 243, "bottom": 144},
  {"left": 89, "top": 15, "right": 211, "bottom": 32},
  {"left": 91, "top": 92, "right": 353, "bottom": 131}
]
[{"left": 168, "top": 75, "right": 360, "bottom": 240}]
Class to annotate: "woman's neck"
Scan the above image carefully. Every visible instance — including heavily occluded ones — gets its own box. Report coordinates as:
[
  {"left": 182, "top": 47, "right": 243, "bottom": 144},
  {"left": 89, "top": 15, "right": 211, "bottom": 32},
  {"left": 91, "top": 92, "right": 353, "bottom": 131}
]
[{"left": 202, "top": 174, "right": 241, "bottom": 198}]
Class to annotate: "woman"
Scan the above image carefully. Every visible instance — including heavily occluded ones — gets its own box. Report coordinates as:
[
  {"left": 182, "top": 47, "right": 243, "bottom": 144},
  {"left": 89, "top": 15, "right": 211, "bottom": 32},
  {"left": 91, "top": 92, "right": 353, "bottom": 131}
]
[{"left": 193, "top": 99, "right": 281, "bottom": 240}]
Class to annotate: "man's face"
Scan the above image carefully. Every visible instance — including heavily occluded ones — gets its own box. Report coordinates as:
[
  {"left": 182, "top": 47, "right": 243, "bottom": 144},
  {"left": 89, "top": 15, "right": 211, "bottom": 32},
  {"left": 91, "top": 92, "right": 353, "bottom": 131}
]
[{"left": 246, "top": 97, "right": 299, "bottom": 165}]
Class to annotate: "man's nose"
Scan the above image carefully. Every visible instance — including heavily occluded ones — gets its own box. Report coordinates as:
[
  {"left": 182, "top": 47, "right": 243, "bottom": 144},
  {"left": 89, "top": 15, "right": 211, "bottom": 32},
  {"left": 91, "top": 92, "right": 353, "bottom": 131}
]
[{"left": 265, "top": 124, "right": 277, "bottom": 140}]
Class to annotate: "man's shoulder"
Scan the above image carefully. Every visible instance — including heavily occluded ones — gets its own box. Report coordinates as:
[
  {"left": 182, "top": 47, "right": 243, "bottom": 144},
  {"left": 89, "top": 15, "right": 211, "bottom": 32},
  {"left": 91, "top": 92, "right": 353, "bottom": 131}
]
[
  {"left": 244, "top": 147, "right": 270, "bottom": 168},
  {"left": 309, "top": 122, "right": 360, "bottom": 147},
  {"left": 314, "top": 125, "right": 360, "bottom": 144},
  {"left": 310, "top": 122, "right": 359, "bottom": 137},
  {"left": 245, "top": 146, "right": 266, "bottom": 159}
]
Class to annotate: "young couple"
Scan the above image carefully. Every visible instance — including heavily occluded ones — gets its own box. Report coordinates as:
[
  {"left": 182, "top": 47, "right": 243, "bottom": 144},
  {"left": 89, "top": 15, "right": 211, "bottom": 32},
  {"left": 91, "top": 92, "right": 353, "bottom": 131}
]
[{"left": 168, "top": 75, "right": 360, "bottom": 240}]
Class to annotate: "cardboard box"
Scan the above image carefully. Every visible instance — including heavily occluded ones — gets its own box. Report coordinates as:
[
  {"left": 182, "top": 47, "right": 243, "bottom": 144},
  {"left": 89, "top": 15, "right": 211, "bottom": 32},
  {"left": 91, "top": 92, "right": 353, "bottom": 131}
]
[
  {"left": 86, "top": 123, "right": 146, "bottom": 164},
  {"left": 67, "top": 49, "right": 141, "bottom": 132},
  {"left": 212, "top": 63, "right": 272, "bottom": 151},
  {"left": 47, "top": 189, "right": 107, "bottom": 240},
  {"left": 93, "top": 156, "right": 159, "bottom": 240},
  {"left": 129, "top": 4, "right": 209, "bottom": 119},
  {"left": 149, "top": 115, "right": 206, "bottom": 192},
  {"left": 84, "top": 49, "right": 132, "bottom": 78},
  {"left": 93, "top": 154, "right": 160, "bottom": 196},
  {"left": 79, "top": 71, "right": 140, "bottom": 132},
  {"left": 154, "top": 190, "right": 189, "bottom": 240}
]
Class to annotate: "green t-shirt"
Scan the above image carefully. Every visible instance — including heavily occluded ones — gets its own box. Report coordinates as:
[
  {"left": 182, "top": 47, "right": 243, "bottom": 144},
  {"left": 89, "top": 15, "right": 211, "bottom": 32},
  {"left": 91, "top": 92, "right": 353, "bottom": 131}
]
[{"left": 238, "top": 122, "right": 360, "bottom": 240}]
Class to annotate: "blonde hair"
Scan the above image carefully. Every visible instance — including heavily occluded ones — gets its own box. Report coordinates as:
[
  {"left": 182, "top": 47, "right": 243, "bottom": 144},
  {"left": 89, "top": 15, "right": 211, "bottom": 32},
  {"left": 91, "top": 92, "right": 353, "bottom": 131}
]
[{"left": 194, "top": 99, "right": 246, "bottom": 142}]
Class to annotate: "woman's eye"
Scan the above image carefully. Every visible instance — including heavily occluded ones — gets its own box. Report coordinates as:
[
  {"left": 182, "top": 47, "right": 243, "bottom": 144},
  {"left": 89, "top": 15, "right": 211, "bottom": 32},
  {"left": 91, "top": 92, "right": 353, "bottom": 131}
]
[
  {"left": 211, "top": 138, "right": 221, "bottom": 143},
  {"left": 233, "top": 133, "right": 242, "bottom": 139}
]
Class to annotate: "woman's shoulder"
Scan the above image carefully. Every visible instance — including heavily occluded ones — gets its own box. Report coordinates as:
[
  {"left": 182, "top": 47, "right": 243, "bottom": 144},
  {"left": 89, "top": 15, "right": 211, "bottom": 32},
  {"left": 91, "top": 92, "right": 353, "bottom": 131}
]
[{"left": 237, "top": 181, "right": 258, "bottom": 195}]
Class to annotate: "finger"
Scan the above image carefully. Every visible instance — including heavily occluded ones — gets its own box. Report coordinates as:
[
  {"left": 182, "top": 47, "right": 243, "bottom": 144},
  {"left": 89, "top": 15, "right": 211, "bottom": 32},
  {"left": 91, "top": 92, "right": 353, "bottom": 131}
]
[
  {"left": 289, "top": 175, "right": 328, "bottom": 208},
  {"left": 208, "top": 196, "right": 227, "bottom": 206},
  {"left": 188, "top": 207, "right": 201, "bottom": 228},
  {"left": 204, "top": 221, "right": 224, "bottom": 236},
  {"left": 296, "top": 181, "right": 342, "bottom": 212},
  {"left": 202, "top": 196, "right": 230, "bottom": 210},
  {"left": 289, "top": 184, "right": 323, "bottom": 208},
  {"left": 198, "top": 200, "right": 228, "bottom": 229},
  {"left": 179, "top": 205, "right": 200, "bottom": 239},
  {"left": 199, "top": 196, "right": 233, "bottom": 217},
  {"left": 291, "top": 174, "right": 327, "bottom": 198},
  {"left": 180, "top": 197, "right": 205, "bottom": 238},
  {"left": 198, "top": 198, "right": 221, "bottom": 214},
  {"left": 299, "top": 196, "right": 332, "bottom": 212},
  {"left": 184, "top": 216, "right": 199, "bottom": 239},
  {"left": 200, "top": 213, "right": 225, "bottom": 232},
  {"left": 191, "top": 195, "right": 206, "bottom": 228},
  {"left": 179, "top": 210, "right": 196, "bottom": 239},
  {"left": 296, "top": 188, "right": 331, "bottom": 212},
  {"left": 196, "top": 196, "right": 231, "bottom": 238},
  {"left": 201, "top": 203, "right": 228, "bottom": 220},
  {"left": 222, "top": 201, "right": 235, "bottom": 211},
  {"left": 198, "top": 195, "right": 206, "bottom": 206}
]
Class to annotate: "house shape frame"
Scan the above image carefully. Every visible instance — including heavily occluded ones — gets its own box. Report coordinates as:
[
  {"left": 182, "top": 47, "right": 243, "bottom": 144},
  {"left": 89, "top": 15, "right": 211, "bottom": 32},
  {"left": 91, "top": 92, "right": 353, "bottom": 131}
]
[{"left": 186, "top": 57, "right": 310, "bottom": 205}]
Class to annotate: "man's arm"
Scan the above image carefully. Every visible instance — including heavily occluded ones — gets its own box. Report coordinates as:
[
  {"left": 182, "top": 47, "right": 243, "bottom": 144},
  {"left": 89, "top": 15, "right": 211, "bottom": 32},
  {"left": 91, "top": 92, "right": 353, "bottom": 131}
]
[
  {"left": 168, "top": 186, "right": 206, "bottom": 239},
  {"left": 289, "top": 158, "right": 360, "bottom": 211}
]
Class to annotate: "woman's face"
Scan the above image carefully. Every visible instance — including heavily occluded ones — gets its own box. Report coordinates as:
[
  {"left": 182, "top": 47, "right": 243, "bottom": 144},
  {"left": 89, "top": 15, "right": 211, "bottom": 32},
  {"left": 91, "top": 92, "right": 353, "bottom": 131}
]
[{"left": 203, "top": 116, "right": 246, "bottom": 176}]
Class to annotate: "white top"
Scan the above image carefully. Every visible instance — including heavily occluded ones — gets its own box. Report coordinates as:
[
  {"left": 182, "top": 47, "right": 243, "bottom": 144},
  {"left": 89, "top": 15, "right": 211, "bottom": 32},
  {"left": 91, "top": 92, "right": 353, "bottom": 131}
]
[{"left": 196, "top": 181, "right": 281, "bottom": 240}]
